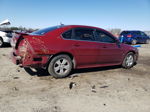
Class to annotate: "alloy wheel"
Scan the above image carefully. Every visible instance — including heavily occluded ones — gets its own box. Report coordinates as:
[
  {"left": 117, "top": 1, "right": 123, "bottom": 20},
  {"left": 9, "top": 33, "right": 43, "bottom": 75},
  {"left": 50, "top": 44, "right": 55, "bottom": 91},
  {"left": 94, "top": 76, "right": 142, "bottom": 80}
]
[
  {"left": 54, "top": 58, "right": 70, "bottom": 75},
  {"left": 125, "top": 55, "right": 134, "bottom": 67}
]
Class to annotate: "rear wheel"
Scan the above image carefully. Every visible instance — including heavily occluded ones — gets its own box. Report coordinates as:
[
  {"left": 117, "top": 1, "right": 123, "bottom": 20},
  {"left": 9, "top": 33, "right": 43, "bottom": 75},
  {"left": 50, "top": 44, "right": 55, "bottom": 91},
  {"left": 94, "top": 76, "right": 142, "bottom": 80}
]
[
  {"left": 0, "top": 38, "right": 4, "bottom": 47},
  {"left": 122, "top": 52, "right": 135, "bottom": 69},
  {"left": 146, "top": 39, "right": 150, "bottom": 44},
  {"left": 131, "top": 39, "right": 137, "bottom": 45},
  {"left": 48, "top": 55, "right": 73, "bottom": 78}
]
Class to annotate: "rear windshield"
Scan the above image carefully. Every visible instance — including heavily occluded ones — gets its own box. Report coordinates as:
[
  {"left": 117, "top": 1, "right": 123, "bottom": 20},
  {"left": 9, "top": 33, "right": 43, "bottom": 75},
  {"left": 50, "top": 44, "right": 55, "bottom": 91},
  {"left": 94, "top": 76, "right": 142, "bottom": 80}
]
[
  {"left": 120, "top": 31, "right": 130, "bottom": 35},
  {"left": 31, "top": 25, "right": 64, "bottom": 35}
]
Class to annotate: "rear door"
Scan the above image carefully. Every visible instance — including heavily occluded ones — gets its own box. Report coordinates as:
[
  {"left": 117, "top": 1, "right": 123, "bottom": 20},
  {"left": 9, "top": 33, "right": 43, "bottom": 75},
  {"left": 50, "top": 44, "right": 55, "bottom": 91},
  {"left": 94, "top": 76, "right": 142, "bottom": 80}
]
[
  {"left": 71, "top": 28, "right": 100, "bottom": 66},
  {"left": 94, "top": 30, "right": 123, "bottom": 64}
]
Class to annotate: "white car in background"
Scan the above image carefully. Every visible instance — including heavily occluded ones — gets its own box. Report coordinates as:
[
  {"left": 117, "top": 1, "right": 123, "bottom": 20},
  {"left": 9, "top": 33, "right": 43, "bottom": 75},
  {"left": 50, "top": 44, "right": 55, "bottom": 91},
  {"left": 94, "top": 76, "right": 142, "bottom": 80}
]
[
  {"left": 0, "top": 19, "right": 12, "bottom": 47},
  {"left": 0, "top": 30, "right": 12, "bottom": 47}
]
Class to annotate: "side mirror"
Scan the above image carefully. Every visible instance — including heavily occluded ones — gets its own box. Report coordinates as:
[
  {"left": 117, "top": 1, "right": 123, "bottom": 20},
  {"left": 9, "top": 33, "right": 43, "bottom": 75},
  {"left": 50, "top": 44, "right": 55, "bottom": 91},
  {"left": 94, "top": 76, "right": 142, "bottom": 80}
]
[{"left": 116, "top": 39, "right": 121, "bottom": 47}]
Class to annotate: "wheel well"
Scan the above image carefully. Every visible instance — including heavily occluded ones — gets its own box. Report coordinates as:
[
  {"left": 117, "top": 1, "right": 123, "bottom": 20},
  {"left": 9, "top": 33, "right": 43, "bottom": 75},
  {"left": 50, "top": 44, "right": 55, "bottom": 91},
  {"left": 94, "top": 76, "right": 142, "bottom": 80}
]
[
  {"left": 129, "top": 51, "right": 136, "bottom": 54},
  {"left": 126, "top": 51, "right": 137, "bottom": 62},
  {"left": 130, "top": 51, "right": 137, "bottom": 60},
  {"left": 0, "top": 37, "right": 3, "bottom": 41},
  {"left": 46, "top": 52, "right": 76, "bottom": 69},
  {"left": 122, "top": 51, "right": 136, "bottom": 63},
  {"left": 52, "top": 52, "right": 74, "bottom": 60},
  {"left": 124, "top": 51, "right": 136, "bottom": 58}
]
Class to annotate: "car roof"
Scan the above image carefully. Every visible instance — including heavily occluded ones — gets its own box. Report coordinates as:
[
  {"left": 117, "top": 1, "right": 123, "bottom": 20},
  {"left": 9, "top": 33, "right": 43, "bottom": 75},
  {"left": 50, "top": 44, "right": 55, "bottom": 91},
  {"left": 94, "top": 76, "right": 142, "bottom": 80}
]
[
  {"left": 63, "top": 25, "right": 115, "bottom": 37},
  {"left": 121, "top": 30, "right": 142, "bottom": 32},
  {"left": 64, "top": 25, "right": 105, "bottom": 30},
  {"left": 64, "top": 25, "right": 114, "bottom": 35}
]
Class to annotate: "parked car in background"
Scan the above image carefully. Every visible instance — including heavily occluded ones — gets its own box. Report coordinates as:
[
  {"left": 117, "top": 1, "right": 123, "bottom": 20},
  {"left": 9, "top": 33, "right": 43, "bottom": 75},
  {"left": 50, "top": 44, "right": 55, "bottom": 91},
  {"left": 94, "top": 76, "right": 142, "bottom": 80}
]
[
  {"left": 119, "top": 31, "right": 150, "bottom": 44},
  {"left": 11, "top": 25, "right": 138, "bottom": 78},
  {"left": 0, "top": 30, "right": 13, "bottom": 47}
]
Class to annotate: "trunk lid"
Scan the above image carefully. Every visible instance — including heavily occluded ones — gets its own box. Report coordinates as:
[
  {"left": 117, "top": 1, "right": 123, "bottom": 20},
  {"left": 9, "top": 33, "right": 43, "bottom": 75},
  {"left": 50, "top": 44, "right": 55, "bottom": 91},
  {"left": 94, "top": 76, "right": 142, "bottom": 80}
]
[{"left": 11, "top": 32, "right": 29, "bottom": 49}]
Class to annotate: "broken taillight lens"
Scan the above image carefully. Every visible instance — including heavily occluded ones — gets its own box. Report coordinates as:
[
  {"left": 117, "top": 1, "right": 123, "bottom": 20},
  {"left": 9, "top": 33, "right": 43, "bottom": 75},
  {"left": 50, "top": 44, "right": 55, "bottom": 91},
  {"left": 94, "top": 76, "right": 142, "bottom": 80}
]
[
  {"left": 18, "top": 39, "right": 28, "bottom": 56},
  {"left": 11, "top": 37, "right": 16, "bottom": 48}
]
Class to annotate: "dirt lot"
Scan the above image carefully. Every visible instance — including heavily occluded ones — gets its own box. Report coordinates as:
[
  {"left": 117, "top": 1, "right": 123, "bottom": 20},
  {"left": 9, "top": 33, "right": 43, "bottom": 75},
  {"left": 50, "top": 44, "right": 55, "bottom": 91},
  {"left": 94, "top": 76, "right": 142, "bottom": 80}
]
[{"left": 0, "top": 44, "right": 150, "bottom": 112}]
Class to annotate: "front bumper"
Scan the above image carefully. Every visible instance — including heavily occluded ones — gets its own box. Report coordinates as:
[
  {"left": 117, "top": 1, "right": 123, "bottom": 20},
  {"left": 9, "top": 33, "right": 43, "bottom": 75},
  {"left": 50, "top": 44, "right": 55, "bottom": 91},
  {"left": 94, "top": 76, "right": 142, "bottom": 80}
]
[
  {"left": 135, "top": 52, "right": 139, "bottom": 62},
  {"left": 133, "top": 47, "right": 139, "bottom": 63}
]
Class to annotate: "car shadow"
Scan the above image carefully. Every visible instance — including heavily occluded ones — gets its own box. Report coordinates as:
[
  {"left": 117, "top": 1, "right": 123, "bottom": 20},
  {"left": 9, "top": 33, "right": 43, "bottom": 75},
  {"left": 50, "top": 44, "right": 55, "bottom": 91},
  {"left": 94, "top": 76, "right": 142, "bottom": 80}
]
[
  {"left": 1, "top": 43, "right": 11, "bottom": 48},
  {"left": 24, "top": 65, "right": 121, "bottom": 77},
  {"left": 24, "top": 68, "right": 50, "bottom": 77},
  {"left": 73, "top": 65, "right": 121, "bottom": 74}
]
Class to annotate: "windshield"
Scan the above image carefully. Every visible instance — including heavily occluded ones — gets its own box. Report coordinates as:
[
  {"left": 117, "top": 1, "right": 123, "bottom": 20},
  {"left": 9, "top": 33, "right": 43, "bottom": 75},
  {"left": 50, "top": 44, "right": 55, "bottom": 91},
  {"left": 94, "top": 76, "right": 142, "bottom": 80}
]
[{"left": 31, "top": 25, "right": 64, "bottom": 35}]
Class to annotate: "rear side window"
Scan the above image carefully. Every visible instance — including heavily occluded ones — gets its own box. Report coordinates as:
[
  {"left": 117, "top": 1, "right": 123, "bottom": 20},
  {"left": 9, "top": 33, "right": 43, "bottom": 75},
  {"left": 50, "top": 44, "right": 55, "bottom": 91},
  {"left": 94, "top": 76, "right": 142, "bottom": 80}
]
[
  {"left": 73, "top": 28, "right": 95, "bottom": 41},
  {"left": 95, "top": 30, "right": 115, "bottom": 43},
  {"left": 62, "top": 30, "right": 72, "bottom": 39},
  {"left": 134, "top": 32, "right": 141, "bottom": 35}
]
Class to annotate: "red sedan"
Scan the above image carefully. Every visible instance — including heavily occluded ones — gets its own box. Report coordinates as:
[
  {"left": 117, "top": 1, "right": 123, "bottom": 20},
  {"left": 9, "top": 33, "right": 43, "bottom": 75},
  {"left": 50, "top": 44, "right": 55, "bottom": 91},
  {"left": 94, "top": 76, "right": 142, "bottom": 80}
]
[{"left": 11, "top": 25, "right": 138, "bottom": 78}]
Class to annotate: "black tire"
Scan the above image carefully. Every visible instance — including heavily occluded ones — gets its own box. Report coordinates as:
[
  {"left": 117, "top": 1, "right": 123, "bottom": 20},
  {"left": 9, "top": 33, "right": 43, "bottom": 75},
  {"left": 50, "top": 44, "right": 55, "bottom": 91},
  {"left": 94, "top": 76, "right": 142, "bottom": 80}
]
[
  {"left": 145, "top": 39, "right": 150, "bottom": 44},
  {"left": 122, "top": 52, "right": 135, "bottom": 69},
  {"left": 47, "top": 55, "right": 73, "bottom": 78},
  {"left": 0, "top": 37, "right": 4, "bottom": 47},
  {"left": 131, "top": 39, "right": 137, "bottom": 45}
]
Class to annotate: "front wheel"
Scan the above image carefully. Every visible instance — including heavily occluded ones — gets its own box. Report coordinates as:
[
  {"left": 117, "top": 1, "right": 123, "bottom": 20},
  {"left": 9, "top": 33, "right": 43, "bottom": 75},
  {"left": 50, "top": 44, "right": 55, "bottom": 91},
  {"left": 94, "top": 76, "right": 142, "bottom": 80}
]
[
  {"left": 122, "top": 52, "right": 135, "bottom": 69},
  {"left": 48, "top": 55, "right": 73, "bottom": 78},
  {"left": 0, "top": 38, "right": 4, "bottom": 47}
]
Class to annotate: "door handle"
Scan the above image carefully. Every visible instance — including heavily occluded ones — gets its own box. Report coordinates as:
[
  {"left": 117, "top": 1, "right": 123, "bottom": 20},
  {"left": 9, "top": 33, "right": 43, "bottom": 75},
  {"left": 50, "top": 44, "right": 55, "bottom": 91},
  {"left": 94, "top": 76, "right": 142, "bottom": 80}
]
[
  {"left": 74, "top": 44, "right": 80, "bottom": 47},
  {"left": 102, "top": 46, "right": 107, "bottom": 48}
]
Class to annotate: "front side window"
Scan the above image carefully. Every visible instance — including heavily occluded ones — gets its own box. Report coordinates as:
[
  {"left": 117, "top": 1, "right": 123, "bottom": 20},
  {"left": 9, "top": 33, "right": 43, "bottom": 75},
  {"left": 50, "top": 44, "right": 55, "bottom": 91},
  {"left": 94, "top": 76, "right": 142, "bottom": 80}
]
[
  {"left": 95, "top": 30, "right": 115, "bottom": 43},
  {"left": 73, "top": 28, "right": 94, "bottom": 41}
]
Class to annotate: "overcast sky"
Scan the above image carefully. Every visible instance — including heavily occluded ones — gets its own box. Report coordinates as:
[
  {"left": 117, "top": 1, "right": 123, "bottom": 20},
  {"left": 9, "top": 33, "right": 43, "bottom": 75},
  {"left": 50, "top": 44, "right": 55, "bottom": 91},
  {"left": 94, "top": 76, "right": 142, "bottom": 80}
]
[{"left": 0, "top": 0, "right": 150, "bottom": 30}]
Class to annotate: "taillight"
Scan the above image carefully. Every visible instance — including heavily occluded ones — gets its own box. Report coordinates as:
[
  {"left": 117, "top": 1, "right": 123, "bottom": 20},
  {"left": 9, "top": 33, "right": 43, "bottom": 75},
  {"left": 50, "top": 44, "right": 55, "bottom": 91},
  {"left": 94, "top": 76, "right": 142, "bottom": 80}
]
[
  {"left": 18, "top": 39, "right": 28, "bottom": 56},
  {"left": 19, "top": 45, "right": 27, "bottom": 55},
  {"left": 127, "top": 35, "right": 132, "bottom": 37}
]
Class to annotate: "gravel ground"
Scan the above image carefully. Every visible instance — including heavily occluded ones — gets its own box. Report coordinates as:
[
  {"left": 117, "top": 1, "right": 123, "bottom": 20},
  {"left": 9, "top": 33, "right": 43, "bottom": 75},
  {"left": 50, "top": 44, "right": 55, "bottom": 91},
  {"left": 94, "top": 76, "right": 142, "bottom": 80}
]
[{"left": 0, "top": 43, "right": 150, "bottom": 112}]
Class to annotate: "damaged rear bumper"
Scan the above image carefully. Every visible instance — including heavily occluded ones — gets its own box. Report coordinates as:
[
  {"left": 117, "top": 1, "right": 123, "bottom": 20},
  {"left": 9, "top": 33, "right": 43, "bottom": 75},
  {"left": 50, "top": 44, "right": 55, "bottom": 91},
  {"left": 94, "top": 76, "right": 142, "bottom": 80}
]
[
  {"left": 11, "top": 52, "right": 50, "bottom": 68},
  {"left": 11, "top": 52, "right": 21, "bottom": 65}
]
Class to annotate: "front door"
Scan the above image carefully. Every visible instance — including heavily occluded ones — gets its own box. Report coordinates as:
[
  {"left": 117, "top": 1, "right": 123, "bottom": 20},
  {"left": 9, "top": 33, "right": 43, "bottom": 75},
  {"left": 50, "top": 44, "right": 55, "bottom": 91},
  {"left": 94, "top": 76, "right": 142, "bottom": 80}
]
[{"left": 94, "top": 30, "right": 123, "bottom": 64}]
